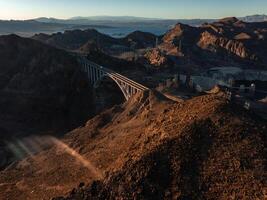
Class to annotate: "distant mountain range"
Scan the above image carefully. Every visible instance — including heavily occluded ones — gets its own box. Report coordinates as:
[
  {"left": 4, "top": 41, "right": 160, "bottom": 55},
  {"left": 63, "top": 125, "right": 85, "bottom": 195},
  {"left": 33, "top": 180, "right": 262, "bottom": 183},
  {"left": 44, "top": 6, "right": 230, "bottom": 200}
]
[
  {"left": 0, "top": 19, "right": 113, "bottom": 37},
  {"left": 33, "top": 16, "right": 213, "bottom": 27},
  {"left": 0, "top": 15, "right": 266, "bottom": 37},
  {"left": 35, "top": 16, "right": 159, "bottom": 23},
  {"left": 34, "top": 14, "right": 267, "bottom": 24},
  {"left": 241, "top": 14, "right": 267, "bottom": 22},
  {"left": 69, "top": 16, "right": 162, "bottom": 21}
]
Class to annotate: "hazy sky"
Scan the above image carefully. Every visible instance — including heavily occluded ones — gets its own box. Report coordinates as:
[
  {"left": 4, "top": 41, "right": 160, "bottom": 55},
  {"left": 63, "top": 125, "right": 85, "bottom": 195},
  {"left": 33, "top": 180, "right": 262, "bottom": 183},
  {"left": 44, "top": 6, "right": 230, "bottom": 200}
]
[{"left": 0, "top": 0, "right": 266, "bottom": 20}]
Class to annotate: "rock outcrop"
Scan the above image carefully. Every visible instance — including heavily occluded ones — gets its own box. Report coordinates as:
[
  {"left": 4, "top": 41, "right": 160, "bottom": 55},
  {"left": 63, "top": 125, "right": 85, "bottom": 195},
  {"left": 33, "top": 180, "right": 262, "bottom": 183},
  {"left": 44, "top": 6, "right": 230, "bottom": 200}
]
[
  {"left": 197, "top": 31, "right": 254, "bottom": 59},
  {"left": 122, "top": 31, "right": 157, "bottom": 48},
  {"left": 144, "top": 48, "right": 173, "bottom": 68}
]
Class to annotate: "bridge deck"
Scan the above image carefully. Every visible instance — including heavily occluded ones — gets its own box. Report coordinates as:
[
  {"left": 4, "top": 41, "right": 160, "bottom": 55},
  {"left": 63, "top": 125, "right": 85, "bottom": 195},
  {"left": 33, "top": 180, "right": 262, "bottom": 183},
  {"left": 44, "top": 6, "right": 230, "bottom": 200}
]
[{"left": 77, "top": 56, "right": 149, "bottom": 100}]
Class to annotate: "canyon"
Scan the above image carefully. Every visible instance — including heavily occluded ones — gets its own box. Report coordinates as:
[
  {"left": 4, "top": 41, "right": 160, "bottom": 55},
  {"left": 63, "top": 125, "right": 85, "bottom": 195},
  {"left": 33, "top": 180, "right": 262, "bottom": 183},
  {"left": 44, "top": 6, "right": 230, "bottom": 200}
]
[{"left": 0, "top": 16, "right": 266, "bottom": 200}]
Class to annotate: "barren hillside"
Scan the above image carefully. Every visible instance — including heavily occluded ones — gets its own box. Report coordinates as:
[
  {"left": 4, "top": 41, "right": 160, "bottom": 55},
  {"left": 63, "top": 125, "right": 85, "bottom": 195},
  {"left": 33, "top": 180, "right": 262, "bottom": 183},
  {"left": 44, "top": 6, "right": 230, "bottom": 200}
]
[{"left": 0, "top": 89, "right": 266, "bottom": 200}]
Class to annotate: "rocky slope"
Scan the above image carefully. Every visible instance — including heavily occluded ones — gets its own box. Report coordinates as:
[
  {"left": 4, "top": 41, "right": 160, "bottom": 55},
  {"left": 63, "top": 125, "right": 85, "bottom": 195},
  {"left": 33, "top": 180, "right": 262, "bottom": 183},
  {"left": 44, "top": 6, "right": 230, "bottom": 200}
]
[
  {"left": 0, "top": 89, "right": 266, "bottom": 200},
  {"left": 145, "top": 17, "right": 267, "bottom": 71}
]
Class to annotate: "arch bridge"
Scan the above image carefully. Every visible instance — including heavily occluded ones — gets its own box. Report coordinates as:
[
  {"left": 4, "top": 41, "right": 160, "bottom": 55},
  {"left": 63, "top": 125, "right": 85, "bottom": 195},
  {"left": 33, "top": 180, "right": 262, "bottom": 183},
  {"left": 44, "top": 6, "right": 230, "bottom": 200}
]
[{"left": 77, "top": 56, "right": 149, "bottom": 100}]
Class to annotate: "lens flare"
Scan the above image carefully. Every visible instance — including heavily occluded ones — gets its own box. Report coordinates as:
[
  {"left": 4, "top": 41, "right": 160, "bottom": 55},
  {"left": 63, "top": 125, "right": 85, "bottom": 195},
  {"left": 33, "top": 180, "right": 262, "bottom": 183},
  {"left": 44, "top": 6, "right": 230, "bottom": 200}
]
[
  {"left": 16, "top": 140, "right": 34, "bottom": 157},
  {"left": 7, "top": 142, "right": 25, "bottom": 160},
  {"left": 24, "top": 137, "right": 43, "bottom": 153},
  {"left": 7, "top": 135, "right": 103, "bottom": 180},
  {"left": 49, "top": 137, "right": 104, "bottom": 180}
]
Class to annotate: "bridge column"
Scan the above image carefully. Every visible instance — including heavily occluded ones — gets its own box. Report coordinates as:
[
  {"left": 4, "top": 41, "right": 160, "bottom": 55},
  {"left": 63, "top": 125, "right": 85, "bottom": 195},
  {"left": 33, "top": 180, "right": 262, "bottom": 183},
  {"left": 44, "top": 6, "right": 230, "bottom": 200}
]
[
  {"left": 90, "top": 66, "right": 93, "bottom": 84},
  {"left": 87, "top": 66, "right": 90, "bottom": 80},
  {"left": 129, "top": 87, "right": 133, "bottom": 96},
  {"left": 94, "top": 67, "right": 97, "bottom": 82},
  {"left": 100, "top": 70, "right": 105, "bottom": 78},
  {"left": 85, "top": 63, "right": 89, "bottom": 82},
  {"left": 133, "top": 88, "right": 137, "bottom": 96},
  {"left": 92, "top": 67, "right": 95, "bottom": 83},
  {"left": 84, "top": 64, "right": 87, "bottom": 73},
  {"left": 87, "top": 65, "right": 90, "bottom": 83},
  {"left": 89, "top": 66, "right": 93, "bottom": 84},
  {"left": 91, "top": 66, "right": 94, "bottom": 83},
  {"left": 85, "top": 64, "right": 90, "bottom": 79},
  {"left": 128, "top": 85, "right": 132, "bottom": 99},
  {"left": 125, "top": 84, "right": 129, "bottom": 96},
  {"left": 96, "top": 69, "right": 100, "bottom": 81},
  {"left": 128, "top": 85, "right": 131, "bottom": 98},
  {"left": 82, "top": 63, "right": 85, "bottom": 72},
  {"left": 83, "top": 62, "right": 86, "bottom": 72},
  {"left": 133, "top": 88, "right": 137, "bottom": 95},
  {"left": 94, "top": 67, "right": 98, "bottom": 82},
  {"left": 88, "top": 66, "right": 91, "bottom": 80},
  {"left": 95, "top": 67, "right": 99, "bottom": 82}
]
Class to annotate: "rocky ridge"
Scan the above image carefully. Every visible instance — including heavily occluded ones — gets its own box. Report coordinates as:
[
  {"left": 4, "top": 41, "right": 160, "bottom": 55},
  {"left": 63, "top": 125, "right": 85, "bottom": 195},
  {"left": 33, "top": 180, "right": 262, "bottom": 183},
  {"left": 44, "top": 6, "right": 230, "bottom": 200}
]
[{"left": 145, "top": 18, "right": 267, "bottom": 70}]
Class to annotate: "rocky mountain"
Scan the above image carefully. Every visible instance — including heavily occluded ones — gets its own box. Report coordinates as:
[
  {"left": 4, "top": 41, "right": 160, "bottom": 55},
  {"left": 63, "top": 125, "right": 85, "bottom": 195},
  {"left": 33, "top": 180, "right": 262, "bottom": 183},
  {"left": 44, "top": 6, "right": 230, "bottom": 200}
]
[
  {"left": 144, "top": 17, "right": 267, "bottom": 71},
  {"left": 34, "top": 16, "right": 213, "bottom": 28},
  {"left": 34, "top": 16, "right": 161, "bottom": 24},
  {"left": 122, "top": 31, "right": 157, "bottom": 48},
  {"left": 34, "top": 15, "right": 267, "bottom": 26},
  {"left": 32, "top": 29, "right": 119, "bottom": 51},
  {"left": 0, "top": 34, "right": 94, "bottom": 169},
  {"left": 0, "top": 89, "right": 265, "bottom": 199}
]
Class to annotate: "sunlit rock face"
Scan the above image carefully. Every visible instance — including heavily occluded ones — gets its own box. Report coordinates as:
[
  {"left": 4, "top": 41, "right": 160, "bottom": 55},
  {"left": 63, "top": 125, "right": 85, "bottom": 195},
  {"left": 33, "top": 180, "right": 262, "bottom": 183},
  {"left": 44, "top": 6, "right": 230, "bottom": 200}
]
[{"left": 144, "top": 19, "right": 267, "bottom": 71}]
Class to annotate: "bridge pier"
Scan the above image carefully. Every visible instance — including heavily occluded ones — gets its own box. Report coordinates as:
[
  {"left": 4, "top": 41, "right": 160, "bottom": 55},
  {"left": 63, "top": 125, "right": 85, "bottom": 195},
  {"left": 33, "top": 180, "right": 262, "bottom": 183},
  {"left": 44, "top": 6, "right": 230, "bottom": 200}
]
[
  {"left": 90, "top": 66, "right": 93, "bottom": 83},
  {"left": 87, "top": 66, "right": 90, "bottom": 81},
  {"left": 93, "top": 67, "right": 97, "bottom": 83}
]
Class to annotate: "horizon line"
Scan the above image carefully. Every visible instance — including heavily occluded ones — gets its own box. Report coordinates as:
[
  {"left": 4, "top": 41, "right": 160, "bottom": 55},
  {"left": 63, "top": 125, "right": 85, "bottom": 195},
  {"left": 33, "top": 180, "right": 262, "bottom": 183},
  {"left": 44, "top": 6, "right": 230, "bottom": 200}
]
[{"left": 0, "top": 14, "right": 266, "bottom": 21}]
